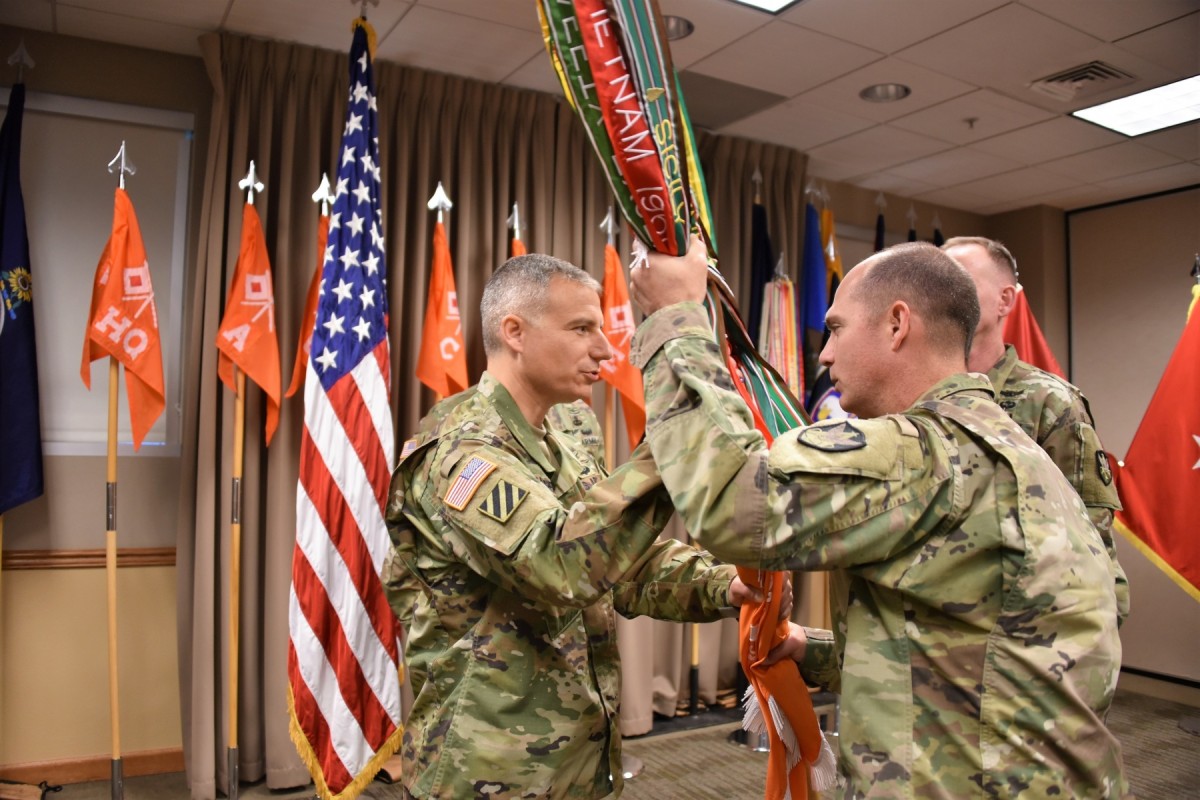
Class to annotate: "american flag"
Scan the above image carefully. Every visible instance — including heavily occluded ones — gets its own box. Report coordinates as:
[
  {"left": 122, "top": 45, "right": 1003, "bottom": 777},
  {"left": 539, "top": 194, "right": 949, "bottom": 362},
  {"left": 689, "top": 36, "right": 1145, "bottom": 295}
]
[{"left": 288, "top": 20, "right": 403, "bottom": 800}]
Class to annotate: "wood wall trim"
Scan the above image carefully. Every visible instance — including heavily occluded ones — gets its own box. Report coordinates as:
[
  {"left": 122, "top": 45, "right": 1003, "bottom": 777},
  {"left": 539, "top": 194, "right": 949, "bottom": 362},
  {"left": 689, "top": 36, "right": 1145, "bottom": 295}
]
[
  {"left": 1, "top": 547, "right": 176, "bottom": 571},
  {"left": 0, "top": 747, "right": 184, "bottom": 785}
]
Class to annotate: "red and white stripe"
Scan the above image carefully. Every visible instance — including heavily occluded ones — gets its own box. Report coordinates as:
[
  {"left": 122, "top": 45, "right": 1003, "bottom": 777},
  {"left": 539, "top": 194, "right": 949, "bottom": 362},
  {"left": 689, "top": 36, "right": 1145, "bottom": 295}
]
[{"left": 289, "top": 339, "right": 402, "bottom": 792}]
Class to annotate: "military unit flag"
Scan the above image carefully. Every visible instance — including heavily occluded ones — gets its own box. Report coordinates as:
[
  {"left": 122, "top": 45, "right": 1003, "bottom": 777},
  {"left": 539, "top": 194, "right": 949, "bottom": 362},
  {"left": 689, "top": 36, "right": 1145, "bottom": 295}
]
[
  {"left": 415, "top": 219, "right": 468, "bottom": 397},
  {"left": 1114, "top": 279, "right": 1200, "bottom": 602},
  {"left": 80, "top": 188, "right": 165, "bottom": 450},
  {"left": 1002, "top": 286, "right": 1065, "bottom": 379},
  {"left": 215, "top": 201, "right": 282, "bottom": 444},
  {"left": 0, "top": 82, "right": 44, "bottom": 514},
  {"left": 599, "top": 241, "right": 645, "bottom": 450},
  {"left": 285, "top": 214, "right": 329, "bottom": 399},
  {"left": 289, "top": 20, "right": 405, "bottom": 800}
]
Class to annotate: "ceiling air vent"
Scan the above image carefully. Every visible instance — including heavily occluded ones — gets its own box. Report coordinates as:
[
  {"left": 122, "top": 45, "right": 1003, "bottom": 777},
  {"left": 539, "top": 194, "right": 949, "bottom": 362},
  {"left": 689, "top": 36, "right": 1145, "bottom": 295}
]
[{"left": 1029, "top": 61, "right": 1137, "bottom": 102}]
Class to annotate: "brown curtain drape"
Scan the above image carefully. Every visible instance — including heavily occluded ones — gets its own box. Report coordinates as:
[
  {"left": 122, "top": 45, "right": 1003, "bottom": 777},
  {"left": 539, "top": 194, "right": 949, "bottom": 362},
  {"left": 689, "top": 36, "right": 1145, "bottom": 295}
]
[{"left": 176, "top": 30, "right": 813, "bottom": 798}]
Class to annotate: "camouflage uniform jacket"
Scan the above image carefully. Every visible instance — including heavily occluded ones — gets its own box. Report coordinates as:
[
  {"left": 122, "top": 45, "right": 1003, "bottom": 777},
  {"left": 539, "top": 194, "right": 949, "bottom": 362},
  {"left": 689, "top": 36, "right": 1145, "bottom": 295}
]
[
  {"left": 385, "top": 372, "right": 736, "bottom": 800},
  {"left": 988, "top": 345, "right": 1129, "bottom": 624},
  {"left": 630, "top": 304, "right": 1131, "bottom": 799}
]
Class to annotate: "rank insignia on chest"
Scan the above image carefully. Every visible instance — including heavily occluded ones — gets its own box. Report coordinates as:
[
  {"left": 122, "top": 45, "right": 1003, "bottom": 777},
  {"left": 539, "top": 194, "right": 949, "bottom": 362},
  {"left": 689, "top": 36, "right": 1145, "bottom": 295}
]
[
  {"left": 444, "top": 456, "right": 498, "bottom": 510},
  {"left": 798, "top": 420, "right": 867, "bottom": 452},
  {"left": 478, "top": 480, "right": 529, "bottom": 523}
]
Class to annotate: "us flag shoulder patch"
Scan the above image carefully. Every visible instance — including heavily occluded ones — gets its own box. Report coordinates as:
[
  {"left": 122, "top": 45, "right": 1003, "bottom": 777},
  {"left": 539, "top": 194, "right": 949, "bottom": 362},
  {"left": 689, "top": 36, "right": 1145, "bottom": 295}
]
[
  {"left": 400, "top": 438, "right": 419, "bottom": 459},
  {"left": 444, "top": 456, "right": 497, "bottom": 510},
  {"left": 478, "top": 480, "right": 529, "bottom": 524}
]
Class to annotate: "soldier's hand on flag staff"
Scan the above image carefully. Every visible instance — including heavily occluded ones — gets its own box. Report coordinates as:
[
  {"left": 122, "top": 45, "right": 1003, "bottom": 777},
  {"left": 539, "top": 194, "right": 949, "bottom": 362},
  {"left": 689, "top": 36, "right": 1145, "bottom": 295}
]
[{"left": 629, "top": 234, "right": 709, "bottom": 314}]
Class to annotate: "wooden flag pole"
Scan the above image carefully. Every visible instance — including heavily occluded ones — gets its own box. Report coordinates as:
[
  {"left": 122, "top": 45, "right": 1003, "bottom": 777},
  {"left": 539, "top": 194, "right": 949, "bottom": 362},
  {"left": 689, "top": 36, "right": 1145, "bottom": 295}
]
[
  {"left": 228, "top": 368, "right": 245, "bottom": 800},
  {"left": 105, "top": 356, "right": 124, "bottom": 800}
]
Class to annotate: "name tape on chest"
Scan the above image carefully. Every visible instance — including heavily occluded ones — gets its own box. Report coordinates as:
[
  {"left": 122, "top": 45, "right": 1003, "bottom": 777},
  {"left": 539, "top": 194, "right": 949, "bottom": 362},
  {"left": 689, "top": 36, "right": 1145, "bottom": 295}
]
[{"left": 444, "top": 455, "right": 498, "bottom": 510}]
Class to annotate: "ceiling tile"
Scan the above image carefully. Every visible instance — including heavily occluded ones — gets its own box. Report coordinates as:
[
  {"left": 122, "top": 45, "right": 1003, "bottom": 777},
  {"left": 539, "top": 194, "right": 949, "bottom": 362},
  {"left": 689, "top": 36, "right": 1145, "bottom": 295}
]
[
  {"left": 414, "top": 0, "right": 539, "bottom": 31},
  {"left": 782, "top": 0, "right": 1008, "bottom": 55},
  {"left": 888, "top": 147, "right": 1024, "bottom": 186},
  {"left": 804, "top": 156, "right": 870, "bottom": 183},
  {"left": 657, "top": 0, "right": 772, "bottom": 69},
  {"left": 677, "top": 71, "right": 786, "bottom": 131},
  {"left": 375, "top": 5, "right": 542, "bottom": 83},
  {"left": 688, "top": 19, "right": 882, "bottom": 98},
  {"left": 853, "top": 172, "right": 941, "bottom": 197},
  {"left": 807, "top": 124, "right": 955, "bottom": 175},
  {"left": 59, "top": 0, "right": 228, "bottom": 29},
  {"left": 1018, "top": 0, "right": 1199, "bottom": 42},
  {"left": 896, "top": 5, "right": 1103, "bottom": 92},
  {"left": 0, "top": 2, "right": 53, "bottom": 32},
  {"left": 913, "top": 185, "right": 998, "bottom": 214},
  {"left": 1027, "top": 184, "right": 1114, "bottom": 210},
  {"left": 1135, "top": 124, "right": 1200, "bottom": 162},
  {"left": 971, "top": 116, "right": 1125, "bottom": 164},
  {"left": 224, "top": 0, "right": 412, "bottom": 53},
  {"left": 794, "top": 57, "right": 976, "bottom": 123},
  {"left": 889, "top": 89, "right": 1055, "bottom": 145},
  {"left": 55, "top": 6, "right": 209, "bottom": 56},
  {"left": 501, "top": 51, "right": 563, "bottom": 97},
  {"left": 718, "top": 97, "right": 876, "bottom": 152},
  {"left": 959, "top": 165, "right": 1083, "bottom": 203},
  {"left": 1089, "top": 160, "right": 1200, "bottom": 197},
  {"left": 1113, "top": 11, "right": 1200, "bottom": 76},
  {"left": 1041, "top": 141, "right": 1181, "bottom": 182}
]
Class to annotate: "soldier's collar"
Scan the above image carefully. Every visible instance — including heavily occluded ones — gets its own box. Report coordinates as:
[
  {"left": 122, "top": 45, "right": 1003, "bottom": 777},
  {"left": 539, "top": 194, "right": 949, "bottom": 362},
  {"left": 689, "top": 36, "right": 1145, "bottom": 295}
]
[
  {"left": 987, "top": 344, "right": 1020, "bottom": 387},
  {"left": 916, "top": 372, "right": 995, "bottom": 405},
  {"left": 479, "top": 372, "right": 557, "bottom": 474}
]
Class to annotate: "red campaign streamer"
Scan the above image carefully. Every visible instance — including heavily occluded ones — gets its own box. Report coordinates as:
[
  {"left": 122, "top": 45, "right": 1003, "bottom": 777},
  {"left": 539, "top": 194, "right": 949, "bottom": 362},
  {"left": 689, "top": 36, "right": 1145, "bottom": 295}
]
[{"left": 574, "top": 0, "right": 678, "bottom": 255}]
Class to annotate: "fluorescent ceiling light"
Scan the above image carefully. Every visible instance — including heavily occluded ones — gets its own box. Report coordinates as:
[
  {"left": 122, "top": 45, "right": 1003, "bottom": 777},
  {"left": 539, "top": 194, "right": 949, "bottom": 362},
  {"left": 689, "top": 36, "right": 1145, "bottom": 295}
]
[
  {"left": 1071, "top": 75, "right": 1200, "bottom": 137},
  {"left": 726, "top": 0, "right": 803, "bottom": 13}
]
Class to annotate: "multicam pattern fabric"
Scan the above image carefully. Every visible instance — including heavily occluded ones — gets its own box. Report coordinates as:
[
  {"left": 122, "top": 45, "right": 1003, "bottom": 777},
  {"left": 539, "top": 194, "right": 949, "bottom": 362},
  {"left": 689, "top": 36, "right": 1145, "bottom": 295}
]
[
  {"left": 630, "top": 303, "right": 1131, "bottom": 799},
  {"left": 988, "top": 344, "right": 1130, "bottom": 625},
  {"left": 385, "top": 372, "right": 736, "bottom": 799}
]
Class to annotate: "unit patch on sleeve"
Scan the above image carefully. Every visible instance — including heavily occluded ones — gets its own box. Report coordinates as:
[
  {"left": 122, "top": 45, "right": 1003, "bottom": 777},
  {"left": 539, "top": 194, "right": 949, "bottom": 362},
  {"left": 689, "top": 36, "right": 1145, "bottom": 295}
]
[
  {"left": 444, "top": 456, "right": 497, "bottom": 510},
  {"left": 478, "top": 479, "right": 529, "bottom": 523},
  {"left": 400, "top": 438, "right": 419, "bottom": 459},
  {"left": 798, "top": 420, "right": 868, "bottom": 452},
  {"left": 1096, "top": 450, "right": 1113, "bottom": 486}
]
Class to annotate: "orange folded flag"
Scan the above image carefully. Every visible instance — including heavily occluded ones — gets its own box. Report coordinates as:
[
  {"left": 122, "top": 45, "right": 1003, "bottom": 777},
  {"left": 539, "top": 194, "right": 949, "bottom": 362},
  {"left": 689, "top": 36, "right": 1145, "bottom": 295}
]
[
  {"left": 415, "top": 220, "right": 468, "bottom": 396},
  {"left": 739, "top": 569, "right": 837, "bottom": 799},
  {"left": 598, "top": 242, "right": 645, "bottom": 449},
  {"left": 216, "top": 202, "right": 282, "bottom": 445},
  {"left": 511, "top": 236, "right": 527, "bottom": 257},
  {"left": 285, "top": 214, "right": 329, "bottom": 399},
  {"left": 80, "top": 188, "right": 165, "bottom": 450}
]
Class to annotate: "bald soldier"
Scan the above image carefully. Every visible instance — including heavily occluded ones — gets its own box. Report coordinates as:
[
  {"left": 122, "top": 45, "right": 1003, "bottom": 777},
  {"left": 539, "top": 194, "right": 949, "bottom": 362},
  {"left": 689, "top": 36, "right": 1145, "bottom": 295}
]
[
  {"left": 385, "top": 253, "right": 756, "bottom": 800},
  {"left": 628, "top": 239, "right": 1130, "bottom": 798},
  {"left": 942, "top": 236, "right": 1129, "bottom": 625}
]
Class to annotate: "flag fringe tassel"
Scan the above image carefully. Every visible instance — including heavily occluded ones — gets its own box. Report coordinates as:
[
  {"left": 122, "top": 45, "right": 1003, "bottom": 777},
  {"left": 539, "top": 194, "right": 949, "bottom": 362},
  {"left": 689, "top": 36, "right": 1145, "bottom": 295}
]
[
  {"left": 286, "top": 685, "right": 405, "bottom": 800},
  {"left": 1113, "top": 517, "right": 1200, "bottom": 603}
]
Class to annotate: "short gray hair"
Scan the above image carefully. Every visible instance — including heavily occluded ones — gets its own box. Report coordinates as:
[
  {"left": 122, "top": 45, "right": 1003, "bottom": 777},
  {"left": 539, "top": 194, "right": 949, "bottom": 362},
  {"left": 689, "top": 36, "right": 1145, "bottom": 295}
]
[
  {"left": 480, "top": 253, "right": 601, "bottom": 355},
  {"left": 856, "top": 242, "right": 980, "bottom": 361},
  {"left": 941, "top": 235, "right": 1019, "bottom": 281}
]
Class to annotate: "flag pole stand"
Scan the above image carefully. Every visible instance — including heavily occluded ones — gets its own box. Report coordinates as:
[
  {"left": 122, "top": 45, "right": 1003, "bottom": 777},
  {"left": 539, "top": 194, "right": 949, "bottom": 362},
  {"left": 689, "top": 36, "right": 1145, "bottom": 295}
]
[
  {"left": 227, "top": 369, "right": 245, "bottom": 800},
  {"left": 105, "top": 357, "right": 124, "bottom": 800}
]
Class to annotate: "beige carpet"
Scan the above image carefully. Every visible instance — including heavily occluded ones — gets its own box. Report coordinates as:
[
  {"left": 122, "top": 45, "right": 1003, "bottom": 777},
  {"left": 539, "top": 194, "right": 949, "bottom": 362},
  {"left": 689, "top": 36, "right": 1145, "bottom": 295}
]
[{"left": 50, "top": 688, "right": 1199, "bottom": 799}]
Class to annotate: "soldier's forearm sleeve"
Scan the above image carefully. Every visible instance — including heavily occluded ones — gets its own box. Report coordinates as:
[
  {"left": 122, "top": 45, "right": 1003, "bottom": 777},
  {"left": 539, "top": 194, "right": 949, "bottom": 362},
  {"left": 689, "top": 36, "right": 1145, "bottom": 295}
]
[
  {"left": 611, "top": 540, "right": 736, "bottom": 621},
  {"left": 797, "top": 627, "right": 840, "bottom": 693}
]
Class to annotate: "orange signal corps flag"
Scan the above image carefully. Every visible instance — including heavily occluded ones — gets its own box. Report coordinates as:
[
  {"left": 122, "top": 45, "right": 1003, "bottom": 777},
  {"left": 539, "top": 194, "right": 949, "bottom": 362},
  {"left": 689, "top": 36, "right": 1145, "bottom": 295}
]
[
  {"left": 80, "top": 188, "right": 165, "bottom": 451},
  {"left": 216, "top": 202, "right": 282, "bottom": 445},
  {"left": 511, "top": 236, "right": 528, "bottom": 257},
  {"left": 415, "top": 220, "right": 468, "bottom": 396},
  {"left": 599, "top": 242, "right": 645, "bottom": 449},
  {"left": 285, "top": 214, "right": 329, "bottom": 399}
]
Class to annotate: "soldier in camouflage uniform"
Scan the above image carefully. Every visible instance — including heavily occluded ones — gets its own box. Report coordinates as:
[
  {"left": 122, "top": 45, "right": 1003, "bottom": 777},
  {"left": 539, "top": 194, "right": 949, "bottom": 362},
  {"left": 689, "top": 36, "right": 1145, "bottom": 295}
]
[
  {"left": 943, "top": 236, "right": 1129, "bottom": 625},
  {"left": 385, "top": 253, "right": 754, "bottom": 800},
  {"left": 628, "top": 239, "right": 1131, "bottom": 798}
]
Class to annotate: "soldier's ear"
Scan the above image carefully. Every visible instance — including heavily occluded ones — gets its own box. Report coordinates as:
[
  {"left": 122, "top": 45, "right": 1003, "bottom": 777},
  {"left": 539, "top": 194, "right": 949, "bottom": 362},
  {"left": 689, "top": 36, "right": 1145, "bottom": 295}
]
[
  {"left": 499, "top": 314, "right": 526, "bottom": 353},
  {"left": 997, "top": 284, "right": 1017, "bottom": 319},
  {"left": 886, "top": 300, "right": 911, "bottom": 352}
]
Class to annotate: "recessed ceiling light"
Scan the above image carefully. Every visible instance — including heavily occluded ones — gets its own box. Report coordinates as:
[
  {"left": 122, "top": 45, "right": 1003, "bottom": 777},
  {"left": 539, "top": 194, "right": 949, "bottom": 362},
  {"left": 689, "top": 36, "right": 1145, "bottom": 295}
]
[
  {"left": 1072, "top": 75, "right": 1200, "bottom": 136},
  {"left": 663, "top": 15, "right": 695, "bottom": 41},
  {"left": 859, "top": 83, "right": 912, "bottom": 103},
  {"left": 726, "top": 0, "right": 804, "bottom": 13}
]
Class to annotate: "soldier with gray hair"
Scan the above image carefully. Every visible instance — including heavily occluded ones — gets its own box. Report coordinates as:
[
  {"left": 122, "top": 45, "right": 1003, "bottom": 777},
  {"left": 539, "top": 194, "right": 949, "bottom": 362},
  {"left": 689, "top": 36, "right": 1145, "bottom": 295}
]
[
  {"left": 386, "top": 252, "right": 758, "bottom": 800},
  {"left": 942, "top": 235, "right": 1129, "bottom": 626},
  {"left": 628, "top": 239, "right": 1130, "bottom": 797}
]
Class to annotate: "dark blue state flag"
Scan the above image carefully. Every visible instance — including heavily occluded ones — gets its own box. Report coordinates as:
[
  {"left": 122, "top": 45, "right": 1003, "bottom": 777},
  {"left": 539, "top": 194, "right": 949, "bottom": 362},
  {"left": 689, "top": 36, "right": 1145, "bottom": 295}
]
[{"left": 0, "top": 83, "right": 44, "bottom": 515}]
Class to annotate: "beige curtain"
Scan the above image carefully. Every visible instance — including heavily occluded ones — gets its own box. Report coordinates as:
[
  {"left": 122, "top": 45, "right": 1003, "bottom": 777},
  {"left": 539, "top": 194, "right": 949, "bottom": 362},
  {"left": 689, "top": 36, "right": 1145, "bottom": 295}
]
[{"left": 175, "top": 30, "right": 813, "bottom": 797}]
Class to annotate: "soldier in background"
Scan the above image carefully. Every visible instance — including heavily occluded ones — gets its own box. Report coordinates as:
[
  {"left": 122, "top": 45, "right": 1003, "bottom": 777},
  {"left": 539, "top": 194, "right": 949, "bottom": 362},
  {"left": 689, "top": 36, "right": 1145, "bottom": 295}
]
[
  {"left": 385, "top": 253, "right": 755, "bottom": 800},
  {"left": 942, "top": 235, "right": 1129, "bottom": 625},
  {"left": 629, "top": 239, "right": 1130, "bottom": 798}
]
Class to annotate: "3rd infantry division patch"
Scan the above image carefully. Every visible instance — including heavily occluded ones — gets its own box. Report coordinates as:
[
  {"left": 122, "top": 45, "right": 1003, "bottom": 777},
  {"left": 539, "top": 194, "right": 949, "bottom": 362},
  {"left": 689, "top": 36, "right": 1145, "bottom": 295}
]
[{"left": 478, "top": 480, "right": 529, "bottom": 523}]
